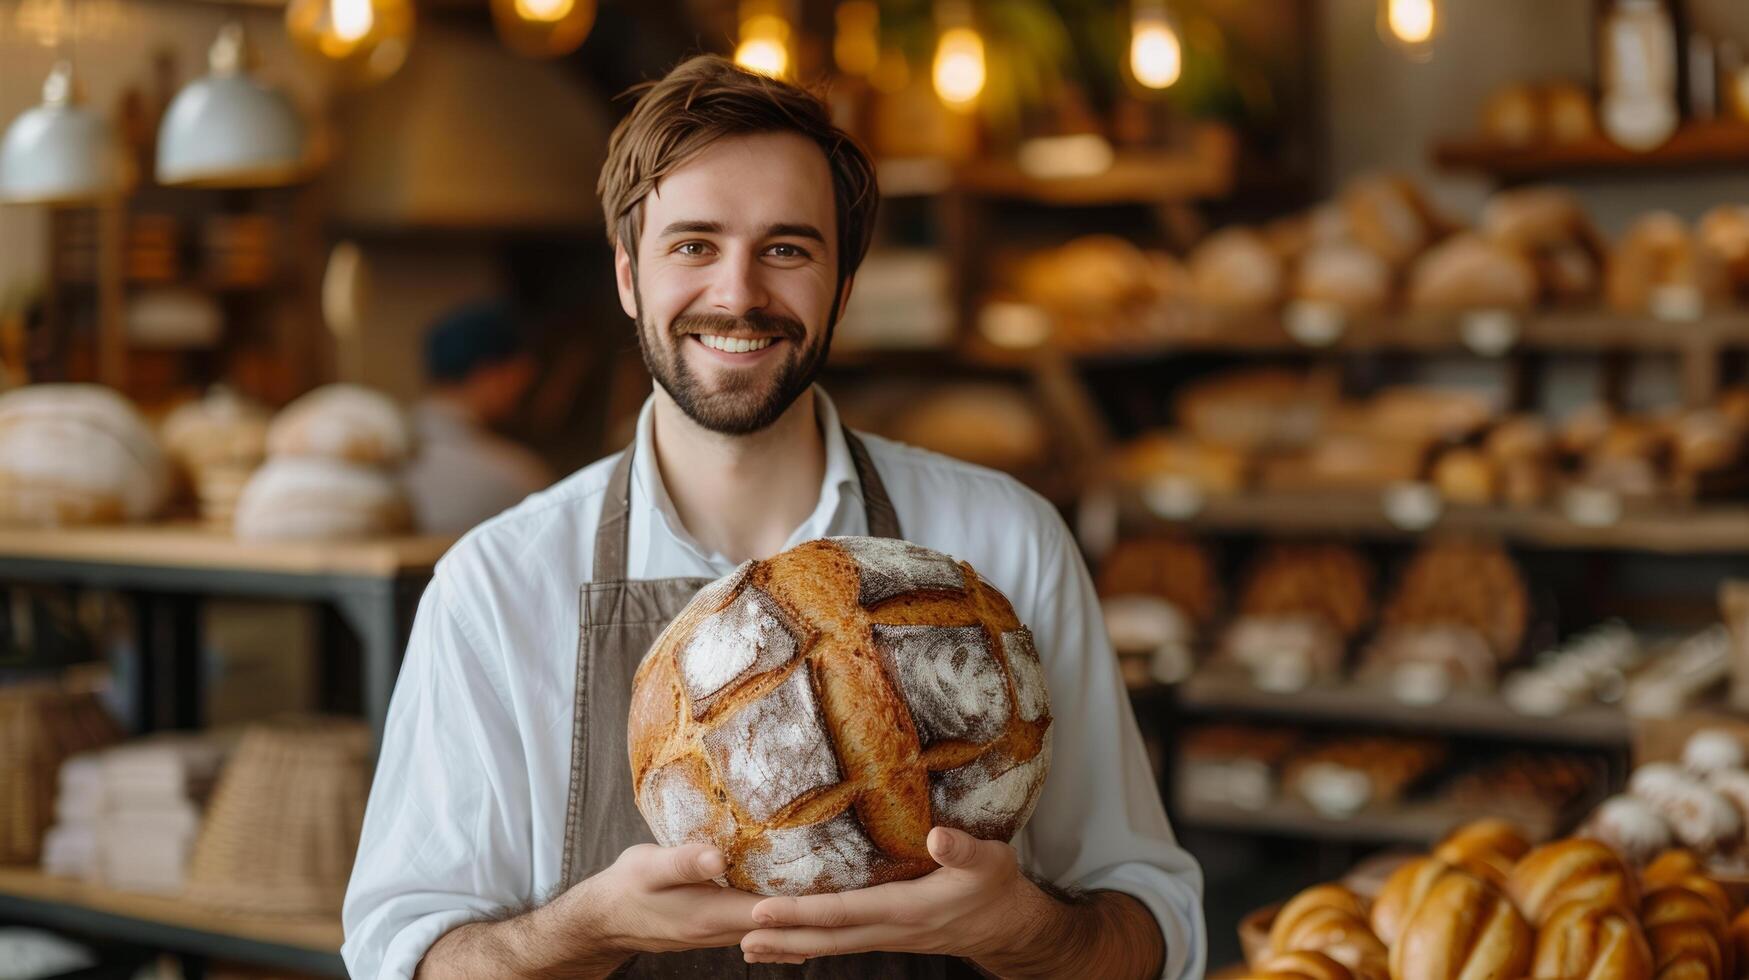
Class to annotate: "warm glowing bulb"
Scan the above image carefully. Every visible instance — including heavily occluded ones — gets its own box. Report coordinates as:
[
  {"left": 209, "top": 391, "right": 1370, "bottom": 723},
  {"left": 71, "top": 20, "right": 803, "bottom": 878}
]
[
  {"left": 514, "top": 0, "right": 574, "bottom": 23},
  {"left": 1386, "top": 0, "right": 1436, "bottom": 45},
  {"left": 736, "top": 37, "right": 789, "bottom": 79},
  {"left": 933, "top": 26, "right": 985, "bottom": 108},
  {"left": 330, "top": 0, "right": 374, "bottom": 44},
  {"left": 1130, "top": 20, "right": 1182, "bottom": 89}
]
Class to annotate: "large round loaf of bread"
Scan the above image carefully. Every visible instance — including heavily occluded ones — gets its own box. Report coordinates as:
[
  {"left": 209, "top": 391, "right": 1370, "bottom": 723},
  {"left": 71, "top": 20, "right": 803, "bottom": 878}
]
[
  {"left": 232, "top": 456, "right": 411, "bottom": 541},
  {"left": 0, "top": 384, "right": 169, "bottom": 525},
  {"left": 628, "top": 536, "right": 1053, "bottom": 896}
]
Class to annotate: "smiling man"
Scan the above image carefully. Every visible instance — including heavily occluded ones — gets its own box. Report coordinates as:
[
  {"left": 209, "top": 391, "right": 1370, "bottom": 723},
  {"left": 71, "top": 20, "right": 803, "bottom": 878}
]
[{"left": 341, "top": 55, "right": 1204, "bottom": 980}]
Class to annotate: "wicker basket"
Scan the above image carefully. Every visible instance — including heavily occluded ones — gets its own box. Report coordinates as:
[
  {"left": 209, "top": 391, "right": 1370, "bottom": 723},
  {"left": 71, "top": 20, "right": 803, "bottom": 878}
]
[
  {"left": 183, "top": 719, "right": 370, "bottom": 916},
  {"left": 0, "top": 683, "right": 122, "bottom": 865}
]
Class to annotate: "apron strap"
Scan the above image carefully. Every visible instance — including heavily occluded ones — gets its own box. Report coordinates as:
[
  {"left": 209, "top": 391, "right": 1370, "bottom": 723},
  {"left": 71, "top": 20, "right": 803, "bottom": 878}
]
[{"left": 593, "top": 423, "right": 903, "bottom": 583}]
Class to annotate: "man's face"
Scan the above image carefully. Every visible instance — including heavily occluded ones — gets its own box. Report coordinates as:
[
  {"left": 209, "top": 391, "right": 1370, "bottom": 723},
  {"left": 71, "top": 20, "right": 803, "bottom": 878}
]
[{"left": 615, "top": 131, "right": 845, "bottom": 436}]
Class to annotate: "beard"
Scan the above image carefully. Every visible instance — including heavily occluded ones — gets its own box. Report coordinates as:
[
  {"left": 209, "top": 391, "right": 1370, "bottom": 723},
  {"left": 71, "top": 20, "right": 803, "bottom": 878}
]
[{"left": 635, "top": 290, "right": 835, "bottom": 436}]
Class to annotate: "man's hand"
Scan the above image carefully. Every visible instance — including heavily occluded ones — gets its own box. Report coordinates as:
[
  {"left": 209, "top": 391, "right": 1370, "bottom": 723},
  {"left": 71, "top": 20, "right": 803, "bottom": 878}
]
[
  {"left": 739, "top": 827, "right": 1027, "bottom": 967},
  {"left": 417, "top": 842, "right": 762, "bottom": 980}
]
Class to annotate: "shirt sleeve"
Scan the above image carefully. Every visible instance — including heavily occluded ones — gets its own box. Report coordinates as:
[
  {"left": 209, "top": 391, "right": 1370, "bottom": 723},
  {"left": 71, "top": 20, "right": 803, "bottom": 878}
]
[
  {"left": 1018, "top": 512, "right": 1207, "bottom": 980},
  {"left": 342, "top": 572, "right": 534, "bottom": 980}
]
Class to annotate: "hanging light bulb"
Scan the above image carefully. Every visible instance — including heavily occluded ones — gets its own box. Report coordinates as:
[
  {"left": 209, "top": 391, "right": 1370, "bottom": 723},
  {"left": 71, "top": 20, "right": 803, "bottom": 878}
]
[
  {"left": 1378, "top": 0, "right": 1439, "bottom": 61},
  {"left": 1129, "top": 0, "right": 1182, "bottom": 90},
  {"left": 491, "top": 0, "right": 595, "bottom": 59},
  {"left": 0, "top": 60, "right": 132, "bottom": 203},
  {"left": 286, "top": 0, "right": 414, "bottom": 86},
  {"left": 735, "top": 5, "right": 792, "bottom": 80},
  {"left": 834, "top": 1, "right": 879, "bottom": 77},
  {"left": 931, "top": 1, "right": 984, "bottom": 110}
]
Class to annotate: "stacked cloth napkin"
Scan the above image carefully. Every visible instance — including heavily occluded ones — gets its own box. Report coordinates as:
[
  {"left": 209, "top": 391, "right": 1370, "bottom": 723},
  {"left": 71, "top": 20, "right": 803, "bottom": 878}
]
[{"left": 41, "top": 735, "right": 229, "bottom": 893}]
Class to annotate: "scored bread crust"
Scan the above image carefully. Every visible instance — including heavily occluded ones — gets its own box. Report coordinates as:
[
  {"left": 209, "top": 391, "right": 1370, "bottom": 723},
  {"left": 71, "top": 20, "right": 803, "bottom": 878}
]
[{"left": 627, "top": 537, "right": 1053, "bottom": 896}]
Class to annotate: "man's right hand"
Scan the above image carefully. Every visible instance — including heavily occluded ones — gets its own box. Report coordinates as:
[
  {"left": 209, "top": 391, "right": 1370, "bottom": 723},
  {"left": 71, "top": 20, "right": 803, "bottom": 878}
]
[
  {"left": 416, "top": 842, "right": 763, "bottom": 980},
  {"left": 568, "top": 842, "right": 765, "bottom": 955}
]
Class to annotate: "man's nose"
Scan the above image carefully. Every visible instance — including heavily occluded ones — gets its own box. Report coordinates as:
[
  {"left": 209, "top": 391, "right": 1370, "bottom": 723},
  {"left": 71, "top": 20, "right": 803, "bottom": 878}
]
[{"left": 705, "top": 249, "right": 770, "bottom": 317}]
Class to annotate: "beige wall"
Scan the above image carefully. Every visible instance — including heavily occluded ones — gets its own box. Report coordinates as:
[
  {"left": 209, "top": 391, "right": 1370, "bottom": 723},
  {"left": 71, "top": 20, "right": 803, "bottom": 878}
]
[{"left": 1320, "top": 0, "right": 1749, "bottom": 234}]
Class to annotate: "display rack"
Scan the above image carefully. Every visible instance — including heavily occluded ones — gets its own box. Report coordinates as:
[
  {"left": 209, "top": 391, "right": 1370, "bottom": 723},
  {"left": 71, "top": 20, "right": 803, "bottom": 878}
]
[
  {"left": 0, "top": 867, "right": 343, "bottom": 977},
  {"left": 1433, "top": 120, "right": 1749, "bottom": 182}
]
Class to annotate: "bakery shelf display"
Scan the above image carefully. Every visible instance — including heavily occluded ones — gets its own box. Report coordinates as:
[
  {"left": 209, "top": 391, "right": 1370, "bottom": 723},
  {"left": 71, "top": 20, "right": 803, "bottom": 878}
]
[
  {"left": 0, "top": 866, "right": 344, "bottom": 977},
  {"left": 1434, "top": 120, "right": 1749, "bottom": 182}
]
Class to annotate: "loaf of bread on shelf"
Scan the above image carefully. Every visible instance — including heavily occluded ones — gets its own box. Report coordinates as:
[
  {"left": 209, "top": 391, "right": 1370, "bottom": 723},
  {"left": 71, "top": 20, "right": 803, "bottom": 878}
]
[
  {"left": 1531, "top": 898, "right": 1654, "bottom": 980},
  {"left": 1545, "top": 80, "right": 1598, "bottom": 144},
  {"left": 1113, "top": 432, "right": 1250, "bottom": 496},
  {"left": 884, "top": 384, "right": 1050, "bottom": 474},
  {"left": 1293, "top": 242, "right": 1393, "bottom": 315},
  {"left": 1606, "top": 212, "right": 1731, "bottom": 320},
  {"left": 1697, "top": 205, "right": 1749, "bottom": 300},
  {"left": 1342, "top": 175, "right": 1443, "bottom": 269},
  {"left": 159, "top": 387, "right": 270, "bottom": 477},
  {"left": 1507, "top": 838, "right": 1640, "bottom": 927},
  {"left": 1379, "top": 539, "right": 1529, "bottom": 662},
  {"left": 1480, "top": 186, "right": 1605, "bottom": 305},
  {"left": 1585, "top": 795, "right": 1676, "bottom": 867},
  {"left": 1095, "top": 536, "right": 1221, "bottom": 627},
  {"left": 1666, "top": 409, "right": 1744, "bottom": 475},
  {"left": 1237, "top": 544, "right": 1374, "bottom": 640},
  {"left": 1362, "top": 386, "right": 1498, "bottom": 445},
  {"left": 232, "top": 456, "right": 413, "bottom": 541},
  {"left": 1390, "top": 871, "right": 1533, "bottom": 980},
  {"left": 1481, "top": 83, "right": 1542, "bottom": 147},
  {"left": 0, "top": 383, "right": 170, "bottom": 526},
  {"left": 1431, "top": 448, "right": 1497, "bottom": 505},
  {"left": 1407, "top": 233, "right": 1540, "bottom": 313},
  {"left": 628, "top": 537, "right": 1051, "bottom": 896},
  {"left": 1190, "top": 227, "right": 1286, "bottom": 312},
  {"left": 1176, "top": 369, "right": 1338, "bottom": 453},
  {"left": 265, "top": 384, "right": 414, "bottom": 466}
]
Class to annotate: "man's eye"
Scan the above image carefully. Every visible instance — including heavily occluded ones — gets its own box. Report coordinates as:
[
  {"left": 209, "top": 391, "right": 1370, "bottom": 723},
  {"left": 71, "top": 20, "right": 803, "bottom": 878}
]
[
  {"left": 767, "top": 243, "right": 810, "bottom": 259},
  {"left": 676, "top": 242, "right": 711, "bottom": 256}
]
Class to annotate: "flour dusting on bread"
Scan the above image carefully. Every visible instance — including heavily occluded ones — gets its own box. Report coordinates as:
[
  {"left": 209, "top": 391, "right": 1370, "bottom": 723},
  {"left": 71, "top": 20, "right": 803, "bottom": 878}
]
[
  {"left": 873, "top": 625, "right": 1010, "bottom": 746},
  {"left": 679, "top": 584, "right": 802, "bottom": 717},
  {"left": 832, "top": 536, "right": 966, "bottom": 606},
  {"left": 702, "top": 666, "right": 840, "bottom": 824}
]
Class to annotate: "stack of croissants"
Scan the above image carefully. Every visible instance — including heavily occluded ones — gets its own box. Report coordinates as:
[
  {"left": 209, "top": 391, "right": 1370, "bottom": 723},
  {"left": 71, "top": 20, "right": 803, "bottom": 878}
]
[{"left": 1242, "top": 818, "right": 1747, "bottom": 980}]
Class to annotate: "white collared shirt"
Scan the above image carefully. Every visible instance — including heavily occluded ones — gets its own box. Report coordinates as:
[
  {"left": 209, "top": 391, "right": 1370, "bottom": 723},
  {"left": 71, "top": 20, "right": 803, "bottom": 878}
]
[
  {"left": 403, "top": 398, "right": 555, "bottom": 535},
  {"left": 342, "top": 389, "right": 1206, "bottom": 980}
]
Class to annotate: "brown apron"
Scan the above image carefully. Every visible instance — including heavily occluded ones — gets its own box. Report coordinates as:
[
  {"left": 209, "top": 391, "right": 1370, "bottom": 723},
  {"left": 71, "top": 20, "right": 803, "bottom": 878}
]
[{"left": 560, "top": 430, "right": 961, "bottom": 978}]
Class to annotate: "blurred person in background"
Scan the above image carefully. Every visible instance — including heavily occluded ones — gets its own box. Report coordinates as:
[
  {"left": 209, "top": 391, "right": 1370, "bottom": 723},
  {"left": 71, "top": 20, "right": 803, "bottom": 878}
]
[{"left": 403, "top": 302, "right": 554, "bottom": 533}]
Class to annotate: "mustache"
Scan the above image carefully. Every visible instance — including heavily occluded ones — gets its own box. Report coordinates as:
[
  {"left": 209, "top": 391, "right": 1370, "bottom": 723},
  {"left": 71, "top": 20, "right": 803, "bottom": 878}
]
[{"left": 671, "top": 311, "right": 806, "bottom": 343}]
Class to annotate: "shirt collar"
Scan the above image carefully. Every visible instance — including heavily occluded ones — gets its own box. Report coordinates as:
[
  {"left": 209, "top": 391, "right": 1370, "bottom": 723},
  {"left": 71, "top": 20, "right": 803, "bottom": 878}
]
[{"left": 630, "top": 385, "right": 861, "bottom": 570}]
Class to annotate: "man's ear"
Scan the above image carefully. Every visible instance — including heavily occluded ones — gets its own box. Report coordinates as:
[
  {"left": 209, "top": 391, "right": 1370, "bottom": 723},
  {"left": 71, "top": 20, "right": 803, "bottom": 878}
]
[
  {"left": 834, "top": 274, "right": 856, "bottom": 322},
  {"left": 614, "top": 242, "right": 639, "bottom": 320}
]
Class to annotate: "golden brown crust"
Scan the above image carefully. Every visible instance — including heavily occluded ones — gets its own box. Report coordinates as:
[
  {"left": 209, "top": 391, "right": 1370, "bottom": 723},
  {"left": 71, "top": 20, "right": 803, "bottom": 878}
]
[
  {"left": 628, "top": 538, "right": 1052, "bottom": 896},
  {"left": 1532, "top": 899, "right": 1654, "bottom": 980},
  {"left": 1508, "top": 839, "right": 1640, "bottom": 928},
  {"left": 1390, "top": 872, "right": 1533, "bottom": 980},
  {"left": 1371, "top": 857, "right": 1473, "bottom": 948}
]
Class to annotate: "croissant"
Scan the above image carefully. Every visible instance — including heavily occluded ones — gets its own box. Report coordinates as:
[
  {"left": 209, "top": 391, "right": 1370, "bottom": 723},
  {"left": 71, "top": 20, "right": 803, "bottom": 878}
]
[
  {"left": 1646, "top": 920, "right": 1727, "bottom": 980},
  {"left": 1271, "top": 884, "right": 1372, "bottom": 956},
  {"left": 1272, "top": 904, "right": 1389, "bottom": 973},
  {"left": 1434, "top": 818, "right": 1529, "bottom": 888},
  {"left": 1642, "top": 850, "right": 1705, "bottom": 891},
  {"left": 1531, "top": 899, "right": 1654, "bottom": 980},
  {"left": 1239, "top": 950, "right": 1355, "bottom": 980},
  {"left": 1643, "top": 886, "right": 1733, "bottom": 979},
  {"left": 1391, "top": 872, "right": 1533, "bottom": 980},
  {"left": 1508, "top": 839, "right": 1640, "bottom": 926},
  {"left": 1728, "top": 908, "right": 1749, "bottom": 980}
]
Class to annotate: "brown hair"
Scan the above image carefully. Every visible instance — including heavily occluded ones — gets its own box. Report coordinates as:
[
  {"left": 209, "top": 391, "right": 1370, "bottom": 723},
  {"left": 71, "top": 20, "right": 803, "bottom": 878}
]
[{"left": 597, "top": 55, "right": 879, "bottom": 296}]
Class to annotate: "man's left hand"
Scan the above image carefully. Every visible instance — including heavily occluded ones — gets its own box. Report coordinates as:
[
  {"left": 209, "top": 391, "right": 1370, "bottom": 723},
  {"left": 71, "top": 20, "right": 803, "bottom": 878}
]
[{"left": 738, "top": 826, "right": 1061, "bottom": 969}]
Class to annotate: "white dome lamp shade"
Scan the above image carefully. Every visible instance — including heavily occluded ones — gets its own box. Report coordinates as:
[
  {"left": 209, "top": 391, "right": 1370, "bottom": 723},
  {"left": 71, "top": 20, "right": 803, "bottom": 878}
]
[
  {"left": 0, "top": 61, "right": 133, "bottom": 204},
  {"left": 157, "top": 23, "right": 309, "bottom": 188}
]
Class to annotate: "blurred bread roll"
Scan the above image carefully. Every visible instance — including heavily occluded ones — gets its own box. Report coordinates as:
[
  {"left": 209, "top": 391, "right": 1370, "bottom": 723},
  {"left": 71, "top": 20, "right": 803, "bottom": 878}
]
[
  {"left": 1239, "top": 950, "right": 1359, "bottom": 980},
  {"left": 1432, "top": 449, "right": 1496, "bottom": 505},
  {"left": 1408, "top": 233, "right": 1539, "bottom": 313},
  {"left": 1482, "top": 83, "right": 1541, "bottom": 147},
  {"left": 0, "top": 384, "right": 170, "bottom": 526},
  {"left": 1697, "top": 205, "right": 1749, "bottom": 298},
  {"left": 1343, "top": 175, "right": 1439, "bottom": 269},
  {"left": 266, "top": 384, "right": 414, "bottom": 466},
  {"left": 1371, "top": 857, "right": 1472, "bottom": 947},
  {"left": 232, "top": 456, "right": 412, "bottom": 541},
  {"left": 1434, "top": 818, "right": 1531, "bottom": 886},
  {"left": 1114, "top": 432, "right": 1249, "bottom": 496},
  {"left": 886, "top": 384, "right": 1050, "bottom": 473},
  {"left": 1584, "top": 795, "right": 1675, "bottom": 867},
  {"left": 1545, "top": 81, "right": 1598, "bottom": 144},
  {"left": 1295, "top": 242, "right": 1393, "bottom": 315},
  {"left": 1190, "top": 228, "right": 1285, "bottom": 312},
  {"left": 1606, "top": 212, "right": 1730, "bottom": 319}
]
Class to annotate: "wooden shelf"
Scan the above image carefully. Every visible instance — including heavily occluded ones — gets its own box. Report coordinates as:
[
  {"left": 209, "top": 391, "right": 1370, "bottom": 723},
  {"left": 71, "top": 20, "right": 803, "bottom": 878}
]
[
  {"left": 1176, "top": 670, "right": 1633, "bottom": 747},
  {"left": 1124, "top": 488, "right": 1749, "bottom": 556},
  {"left": 0, "top": 866, "right": 343, "bottom": 976},
  {"left": 1433, "top": 120, "right": 1749, "bottom": 181},
  {"left": 1174, "top": 793, "right": 1558, "bottom": 846},
  {"left": 0, "top": 523, "right": 453, "bottom": 579},
  {"left": 1045, "top": 307, "right": 1749, "bottom": 359}
]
